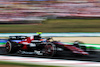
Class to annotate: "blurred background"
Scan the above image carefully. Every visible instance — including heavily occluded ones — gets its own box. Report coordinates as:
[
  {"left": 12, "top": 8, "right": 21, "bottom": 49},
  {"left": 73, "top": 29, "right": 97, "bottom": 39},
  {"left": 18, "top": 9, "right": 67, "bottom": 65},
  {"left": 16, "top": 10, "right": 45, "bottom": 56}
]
[
  {"left": 0, "top": 0, "right": 100, "bottom": 32},
  {"left": 0, "top": 0, "right": 100, "bottom": 21}
]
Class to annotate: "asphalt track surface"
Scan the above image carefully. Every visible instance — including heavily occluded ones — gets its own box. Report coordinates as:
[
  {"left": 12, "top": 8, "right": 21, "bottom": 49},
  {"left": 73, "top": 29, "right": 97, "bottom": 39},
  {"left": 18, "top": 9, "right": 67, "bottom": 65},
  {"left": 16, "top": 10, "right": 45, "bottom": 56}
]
[{"left": 0, "top": 47, "right": 100, "bottom": 62}]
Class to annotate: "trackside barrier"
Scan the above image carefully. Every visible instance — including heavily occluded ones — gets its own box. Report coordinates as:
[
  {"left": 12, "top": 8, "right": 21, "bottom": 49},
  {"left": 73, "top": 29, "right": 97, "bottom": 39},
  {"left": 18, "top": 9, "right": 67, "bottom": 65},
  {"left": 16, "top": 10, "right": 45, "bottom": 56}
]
[{"left": 1, "top": 33, "right": 100, "bottom": 37}]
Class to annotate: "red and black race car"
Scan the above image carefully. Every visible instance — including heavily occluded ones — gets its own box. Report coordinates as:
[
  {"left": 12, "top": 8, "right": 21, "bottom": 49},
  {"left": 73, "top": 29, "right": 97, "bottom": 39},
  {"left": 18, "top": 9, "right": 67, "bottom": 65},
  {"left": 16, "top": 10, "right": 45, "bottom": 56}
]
[{"left": 5, "top": 34, "right": 89, "bottom": 57}]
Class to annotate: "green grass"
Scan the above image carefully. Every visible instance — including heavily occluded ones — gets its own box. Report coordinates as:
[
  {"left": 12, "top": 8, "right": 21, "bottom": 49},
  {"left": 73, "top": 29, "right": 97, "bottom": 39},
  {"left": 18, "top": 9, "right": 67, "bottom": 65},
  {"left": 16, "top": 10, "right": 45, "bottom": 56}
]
[
  {"left": 0, "top": 61, "right": 60, "bottom": 67},
  {"left": 0, "top": 19, "right": 100, "bottom": 33}
]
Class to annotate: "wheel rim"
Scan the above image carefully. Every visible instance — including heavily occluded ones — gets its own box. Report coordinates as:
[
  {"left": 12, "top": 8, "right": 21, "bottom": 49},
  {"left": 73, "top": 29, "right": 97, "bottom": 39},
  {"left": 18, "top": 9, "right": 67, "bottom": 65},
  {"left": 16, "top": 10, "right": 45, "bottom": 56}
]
[
  {"left": 6, "top": 41, "right": 11, "bottom": 52},
  {"left": 45, "top": 45, "right": 53, "bottom": 54},
  {"left": 43, "top": 43, "right": 56, "bottom": 57}
]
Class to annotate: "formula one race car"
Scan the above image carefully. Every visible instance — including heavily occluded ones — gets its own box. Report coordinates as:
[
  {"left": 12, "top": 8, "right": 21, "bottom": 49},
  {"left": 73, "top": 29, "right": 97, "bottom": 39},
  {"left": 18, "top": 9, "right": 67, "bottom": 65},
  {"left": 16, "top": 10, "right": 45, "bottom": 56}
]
[{"left": 5, "top": 34, "right": 89, "bottom": 57}]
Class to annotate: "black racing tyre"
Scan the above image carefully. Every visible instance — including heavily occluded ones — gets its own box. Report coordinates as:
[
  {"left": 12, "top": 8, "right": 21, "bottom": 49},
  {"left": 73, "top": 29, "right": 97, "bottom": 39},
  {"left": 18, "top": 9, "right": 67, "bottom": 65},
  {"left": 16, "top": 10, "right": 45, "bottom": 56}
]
[
  {"left": 80, "top": 46, "right": 87, "bottom": 51},
  {"left": 5, "top": 41, "right": 19, "bottom": 53},
  {"left": 73, "top": 44, "right": 80, "bottom": 48},
  {"left": 73, "top": 44, "right": 87, "bottom": 51},
  {"left": 42, "top": 42, "right": 56, "bottom": 57}
]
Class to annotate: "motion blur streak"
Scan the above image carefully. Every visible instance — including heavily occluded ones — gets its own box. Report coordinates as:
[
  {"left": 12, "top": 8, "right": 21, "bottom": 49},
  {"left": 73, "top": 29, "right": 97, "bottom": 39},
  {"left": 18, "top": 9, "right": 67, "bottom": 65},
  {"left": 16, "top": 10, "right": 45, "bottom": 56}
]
[
  {"left": 0, "top": 0, "right": 100, "bottom": 22},
  {"left": 0, "top": 55, "right": 100, "bottom": 67}
]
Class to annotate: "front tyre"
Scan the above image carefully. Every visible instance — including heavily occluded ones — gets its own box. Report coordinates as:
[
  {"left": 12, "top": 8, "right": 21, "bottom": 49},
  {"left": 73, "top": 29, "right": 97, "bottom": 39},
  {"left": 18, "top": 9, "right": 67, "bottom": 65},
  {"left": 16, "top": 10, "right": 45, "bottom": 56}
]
[
  {"left": 80, "top": 46, "right": 87, "bottom": 51},
  {"left": 42, "top": 42, "right": 56, "bottom": 57},
  {"left": 73, "top": 44, "right": 87, "bottom": 51},
  {"left": 6, "top": 41, "right": 19, "bottom": 53}
]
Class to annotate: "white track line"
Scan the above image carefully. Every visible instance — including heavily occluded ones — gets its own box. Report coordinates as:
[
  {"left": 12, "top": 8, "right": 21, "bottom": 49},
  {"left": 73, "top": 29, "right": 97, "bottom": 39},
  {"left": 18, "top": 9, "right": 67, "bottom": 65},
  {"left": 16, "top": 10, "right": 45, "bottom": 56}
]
[{"left": 0, "top": 55, "right": 100, "bottom": 67}]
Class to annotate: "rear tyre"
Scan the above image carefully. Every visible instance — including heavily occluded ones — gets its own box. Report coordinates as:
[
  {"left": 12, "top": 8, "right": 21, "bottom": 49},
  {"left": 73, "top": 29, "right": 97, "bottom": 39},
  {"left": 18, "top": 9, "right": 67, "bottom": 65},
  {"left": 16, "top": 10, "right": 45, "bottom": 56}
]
[
  {"left": 42, "top": 42, "right": 56, "bottom": 57},
  {"left": 5, "top": 41, "right": 19, "bottom": 53}
]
